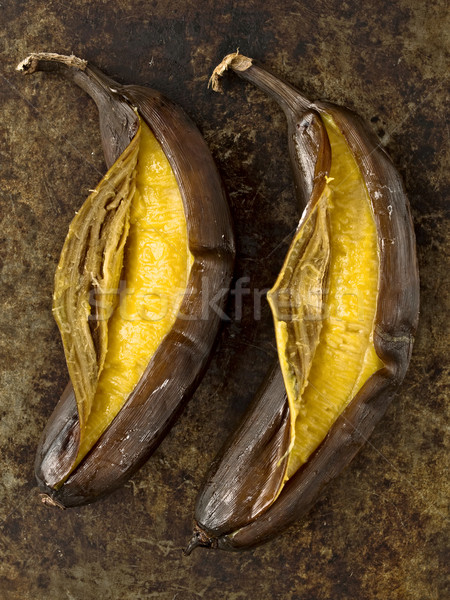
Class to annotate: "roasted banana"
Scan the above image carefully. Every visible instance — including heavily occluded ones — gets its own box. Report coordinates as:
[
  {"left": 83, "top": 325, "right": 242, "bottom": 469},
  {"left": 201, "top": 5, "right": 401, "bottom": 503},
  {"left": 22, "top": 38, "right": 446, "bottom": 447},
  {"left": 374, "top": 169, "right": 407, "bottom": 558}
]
[
  {"left": 187, "top": 52, "right": 419, "bottom": 552},
  {"left": 18, "top": 53, "right": 234, "bottom": 507}
]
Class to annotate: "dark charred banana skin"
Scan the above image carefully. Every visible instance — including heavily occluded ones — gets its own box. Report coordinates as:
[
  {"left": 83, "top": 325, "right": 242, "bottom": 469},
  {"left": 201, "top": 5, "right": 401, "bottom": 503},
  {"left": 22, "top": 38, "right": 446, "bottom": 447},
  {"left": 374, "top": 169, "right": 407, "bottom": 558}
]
[
  {"left": 18, "top": 53, "right": 235, "bottom": 507},
  {"left": 188, "top": 55, "right": 419, "bottom": 552}
]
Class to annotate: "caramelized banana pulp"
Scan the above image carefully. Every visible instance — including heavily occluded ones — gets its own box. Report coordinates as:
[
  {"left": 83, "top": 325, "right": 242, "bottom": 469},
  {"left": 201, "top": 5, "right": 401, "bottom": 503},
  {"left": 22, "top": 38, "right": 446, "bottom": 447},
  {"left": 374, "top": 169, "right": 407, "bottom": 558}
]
[
  {"left": 268, "top": 115, "right": 383, "bottom": 479},
  {"left": 72, "top": 119, "right": 192, "bottom": 471}
]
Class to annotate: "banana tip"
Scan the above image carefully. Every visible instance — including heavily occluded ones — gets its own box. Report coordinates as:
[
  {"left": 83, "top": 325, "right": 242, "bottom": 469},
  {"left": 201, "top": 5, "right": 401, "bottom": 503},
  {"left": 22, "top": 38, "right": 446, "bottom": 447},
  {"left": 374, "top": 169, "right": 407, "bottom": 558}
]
[
  {"left": 183, "top": 526, "right": 216, "bottom": 555},
  {"left": 208, "top": 50, "right": 253, "bottom": 92},
  {"left": 39, "top": 493, "right": 66, "bottom": 510}
]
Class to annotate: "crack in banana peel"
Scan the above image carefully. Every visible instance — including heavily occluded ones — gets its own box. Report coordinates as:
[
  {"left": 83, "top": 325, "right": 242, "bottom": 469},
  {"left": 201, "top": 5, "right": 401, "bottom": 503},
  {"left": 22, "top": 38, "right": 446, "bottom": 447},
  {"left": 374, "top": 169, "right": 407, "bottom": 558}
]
[{"left": 52, "top": 128, "right": 140, "bottom": 435}]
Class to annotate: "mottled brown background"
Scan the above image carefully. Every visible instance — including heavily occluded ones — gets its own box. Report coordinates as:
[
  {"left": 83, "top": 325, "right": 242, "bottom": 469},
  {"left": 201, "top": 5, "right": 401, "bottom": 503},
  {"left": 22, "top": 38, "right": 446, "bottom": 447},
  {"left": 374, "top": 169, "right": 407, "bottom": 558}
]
[{"left": 0, "top": 0, "right": 448, "bottom": 598}]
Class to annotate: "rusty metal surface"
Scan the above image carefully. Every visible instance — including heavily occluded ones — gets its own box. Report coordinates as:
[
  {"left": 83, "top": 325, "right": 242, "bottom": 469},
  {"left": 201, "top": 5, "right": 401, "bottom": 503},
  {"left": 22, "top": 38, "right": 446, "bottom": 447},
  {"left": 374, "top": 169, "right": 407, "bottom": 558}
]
[{"left": 0, "top": 1, "right": 448, "bottom": 598}]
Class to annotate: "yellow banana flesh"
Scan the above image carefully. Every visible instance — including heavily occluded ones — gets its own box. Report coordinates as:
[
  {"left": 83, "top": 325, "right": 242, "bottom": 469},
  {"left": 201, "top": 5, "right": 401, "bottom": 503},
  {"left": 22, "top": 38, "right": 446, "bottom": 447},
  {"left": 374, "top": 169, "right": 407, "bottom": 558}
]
[
  {"left": 268, "top": 114, "right": 383, "bottom": 479},
  {"left": 72, "top": 119, "right": 192, "bottom": 471}
]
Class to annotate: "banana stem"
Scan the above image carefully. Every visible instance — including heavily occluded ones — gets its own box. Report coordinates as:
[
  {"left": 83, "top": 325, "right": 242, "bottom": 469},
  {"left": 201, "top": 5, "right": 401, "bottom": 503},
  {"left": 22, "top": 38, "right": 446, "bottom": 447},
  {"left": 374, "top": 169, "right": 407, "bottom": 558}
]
[
  {"left": 210, "top": 52, "right": 311, "bottom": 116},
  {"left": 17, "top": 52, "right": 138, "bottom": 169},
  {"left": 16, "top": 53, "right": 102, "bottom": 102}
]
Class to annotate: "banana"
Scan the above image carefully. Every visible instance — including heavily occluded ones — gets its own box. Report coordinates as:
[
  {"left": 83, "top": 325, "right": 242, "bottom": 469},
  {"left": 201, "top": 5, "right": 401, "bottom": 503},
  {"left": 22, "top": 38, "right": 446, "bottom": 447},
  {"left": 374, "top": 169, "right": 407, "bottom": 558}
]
[
  {"left": 186, "top": 52, "right": 419, "bottom": 552},
  {"left": 18, "top": 53, "right": 234, "bottom": 507}
]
